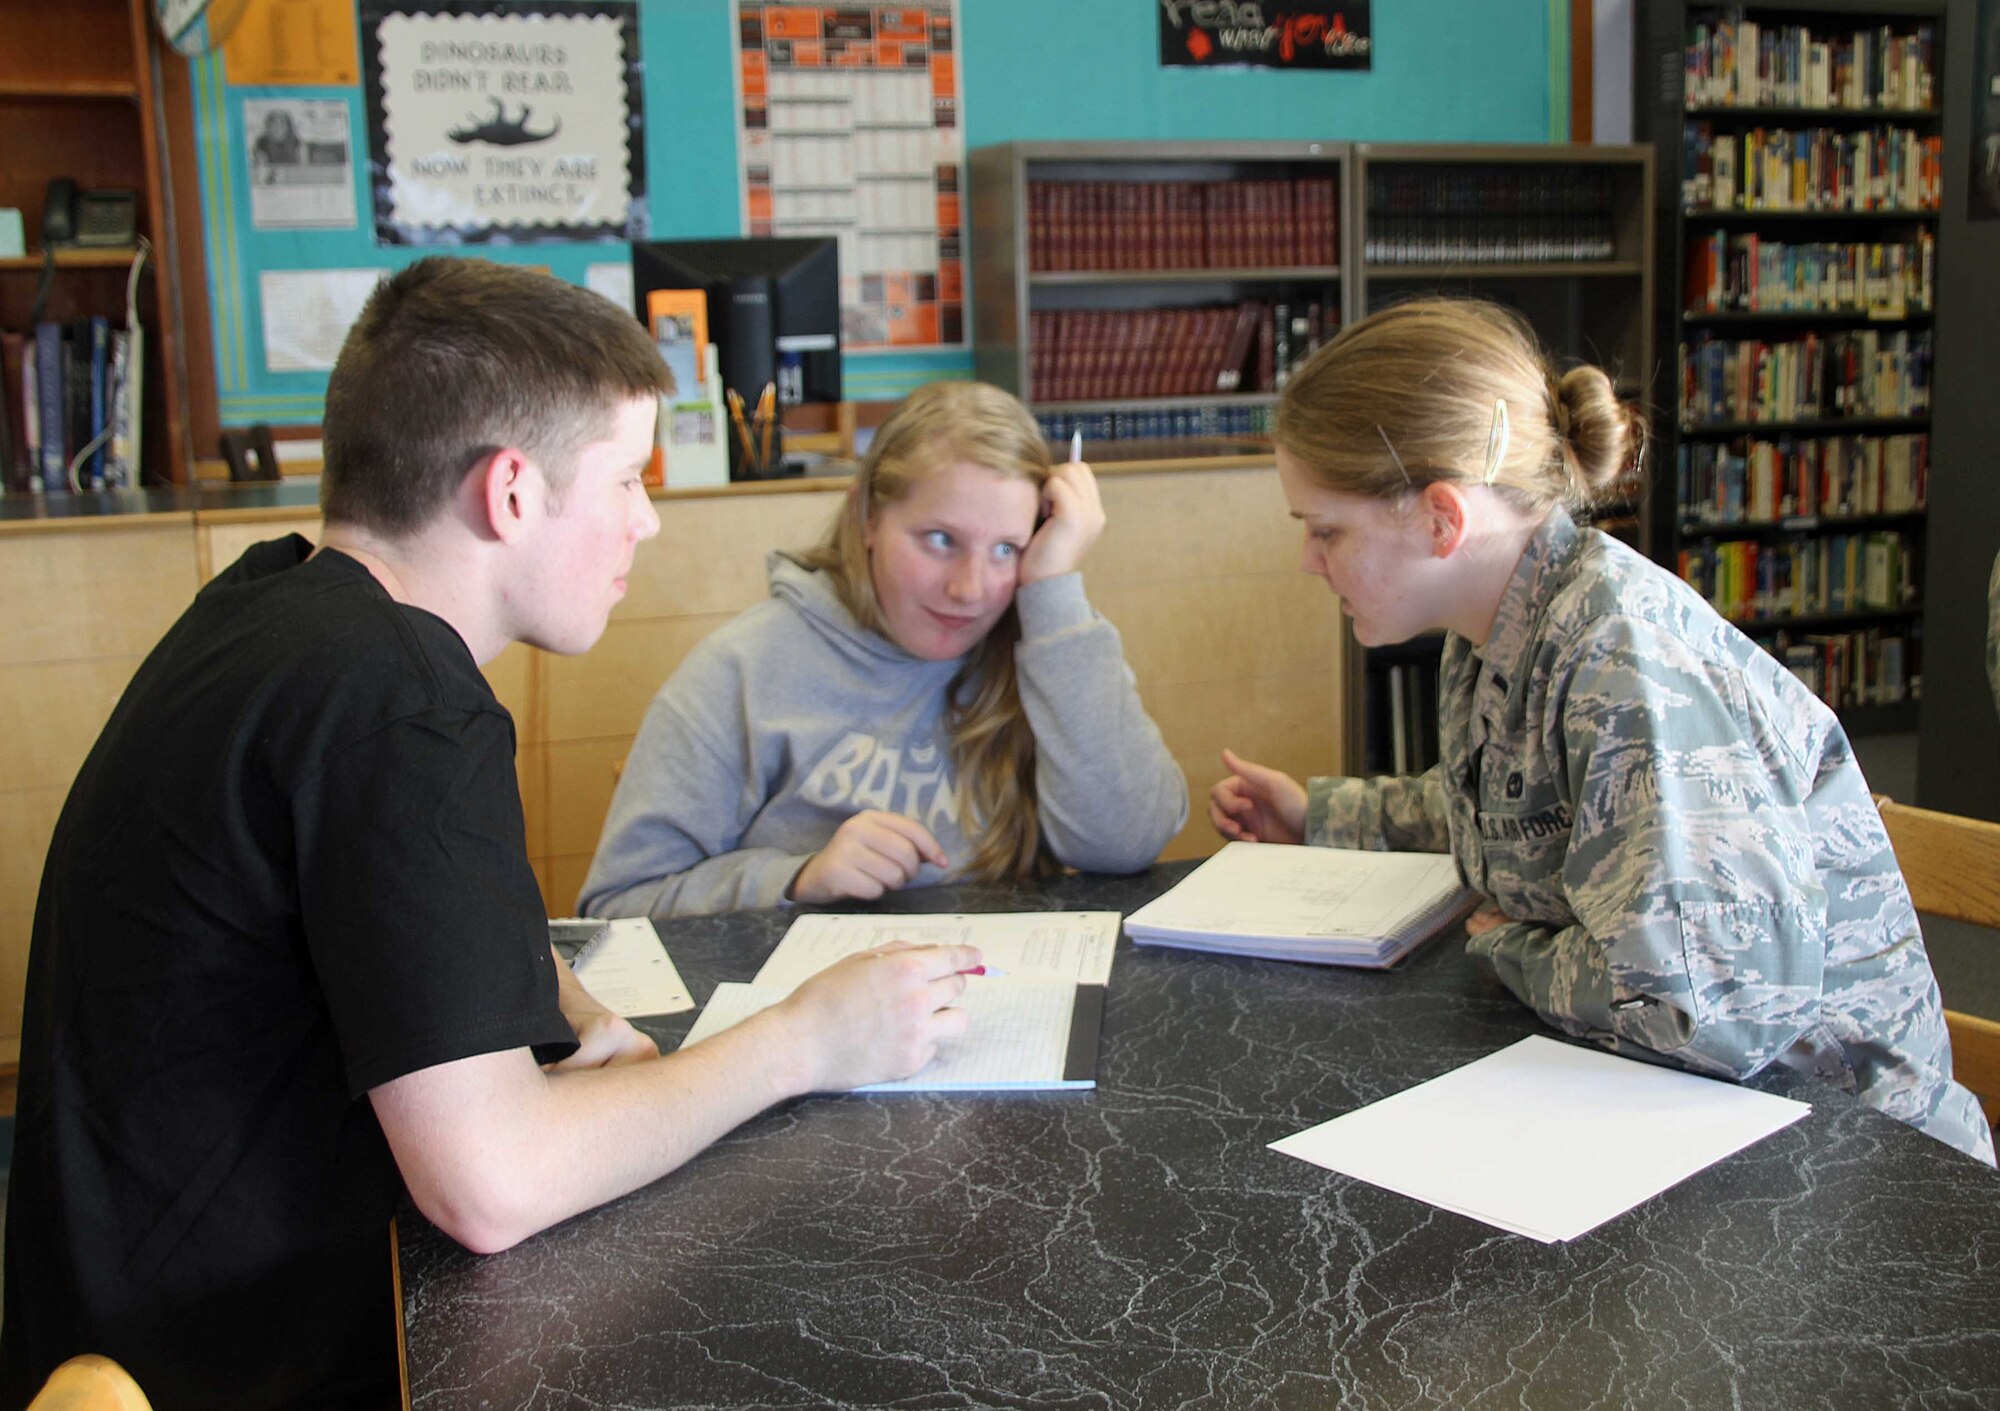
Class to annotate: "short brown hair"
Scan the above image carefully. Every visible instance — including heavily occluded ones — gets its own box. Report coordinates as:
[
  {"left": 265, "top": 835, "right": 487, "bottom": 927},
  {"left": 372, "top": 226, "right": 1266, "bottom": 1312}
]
[
  {"left": 320, "top": 257, "right": 670, "bottom": 535},
  {"left": 1275, "top": 297, "right": 1648, "bottom": 514}
]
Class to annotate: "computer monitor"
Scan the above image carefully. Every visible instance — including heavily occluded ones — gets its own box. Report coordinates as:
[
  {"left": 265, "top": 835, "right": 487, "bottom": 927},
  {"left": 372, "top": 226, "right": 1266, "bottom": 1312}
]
[{"left": 631, "top": 237, "right": 841, "bottom": 479}]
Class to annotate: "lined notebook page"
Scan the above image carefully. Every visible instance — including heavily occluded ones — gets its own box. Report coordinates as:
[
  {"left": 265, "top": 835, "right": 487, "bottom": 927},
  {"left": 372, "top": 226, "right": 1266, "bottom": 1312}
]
[
  {"left": 753, "top": 911, "right": 1119, "bottom": 988},
  {"left": 682, "top": 977, "right": 1086, "bottom": 1091}
]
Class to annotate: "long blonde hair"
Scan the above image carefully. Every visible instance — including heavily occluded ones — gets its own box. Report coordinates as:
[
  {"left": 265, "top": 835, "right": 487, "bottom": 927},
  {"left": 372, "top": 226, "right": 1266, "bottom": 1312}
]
[
  {"left": 1274, "top": 298, "right": 1648, "bottom": 510},
  {"left": 800, "top": 381, "right": 1055, "bottom": 882}
]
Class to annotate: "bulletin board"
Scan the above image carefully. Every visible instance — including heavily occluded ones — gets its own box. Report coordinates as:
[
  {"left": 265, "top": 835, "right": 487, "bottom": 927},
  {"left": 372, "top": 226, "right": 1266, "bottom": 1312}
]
[{"left": 191, "top": 0, "right": 1564, "bottom": 427}]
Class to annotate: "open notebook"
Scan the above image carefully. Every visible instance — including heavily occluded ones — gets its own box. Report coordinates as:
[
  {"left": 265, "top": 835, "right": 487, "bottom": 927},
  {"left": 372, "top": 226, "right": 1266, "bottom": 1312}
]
[
  {"left": 1125, "top": 841, "right": 1475, "bottom": 967},
  {"left": 681, "top": 911, "right": 1117, "bottom": 1091}
]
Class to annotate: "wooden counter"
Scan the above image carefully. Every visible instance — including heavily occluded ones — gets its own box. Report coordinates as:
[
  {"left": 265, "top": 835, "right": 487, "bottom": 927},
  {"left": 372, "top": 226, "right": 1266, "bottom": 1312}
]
[{"left": 0, "top": 458, "right": 1343, "bottom": 1061}]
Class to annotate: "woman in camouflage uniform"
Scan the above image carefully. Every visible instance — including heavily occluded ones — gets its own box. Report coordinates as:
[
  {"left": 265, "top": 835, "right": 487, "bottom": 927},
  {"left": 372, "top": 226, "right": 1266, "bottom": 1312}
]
[{"left": 1212, "top": 298, "right": 1992, "bottom": 1164}]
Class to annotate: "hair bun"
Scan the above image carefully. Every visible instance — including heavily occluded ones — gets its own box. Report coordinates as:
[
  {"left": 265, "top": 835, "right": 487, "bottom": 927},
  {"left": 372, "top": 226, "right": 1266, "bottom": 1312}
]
[{"left": 1554, "top": 365, "right": 1647, "bottom": 500}]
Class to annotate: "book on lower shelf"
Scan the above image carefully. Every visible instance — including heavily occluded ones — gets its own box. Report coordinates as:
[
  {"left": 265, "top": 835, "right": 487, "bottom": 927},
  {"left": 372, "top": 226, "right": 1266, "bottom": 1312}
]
[{"left": 1125, "top": 841, "right": 1475, "bottom": 968}]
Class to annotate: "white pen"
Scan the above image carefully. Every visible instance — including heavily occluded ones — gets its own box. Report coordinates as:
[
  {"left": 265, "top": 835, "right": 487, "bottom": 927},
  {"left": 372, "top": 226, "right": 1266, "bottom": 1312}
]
[{"left": 1070, "top": 429, "right": 1083, "bottom": 463}]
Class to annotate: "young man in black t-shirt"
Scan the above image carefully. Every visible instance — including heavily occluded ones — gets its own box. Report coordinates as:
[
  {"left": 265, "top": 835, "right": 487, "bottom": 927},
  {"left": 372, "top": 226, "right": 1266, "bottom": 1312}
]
[{"left": 0, "top": 259, "right": 980, "bottom": 1410}]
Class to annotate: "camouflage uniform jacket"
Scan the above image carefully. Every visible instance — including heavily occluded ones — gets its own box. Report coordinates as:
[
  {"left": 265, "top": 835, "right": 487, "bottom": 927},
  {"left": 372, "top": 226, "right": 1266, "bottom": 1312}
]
[{"left": 1305, "top": 508, "right": 1994, "bottom": 1164}]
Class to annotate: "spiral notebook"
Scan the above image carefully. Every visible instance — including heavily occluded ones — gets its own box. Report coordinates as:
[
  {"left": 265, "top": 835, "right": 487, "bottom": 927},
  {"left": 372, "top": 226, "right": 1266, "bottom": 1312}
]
[
  {"left": 547, "top": 917, "right": 694, "bottom": 1018},
  {"left": 1125, "top": 842, "right": 1475, "bottom": 968}
]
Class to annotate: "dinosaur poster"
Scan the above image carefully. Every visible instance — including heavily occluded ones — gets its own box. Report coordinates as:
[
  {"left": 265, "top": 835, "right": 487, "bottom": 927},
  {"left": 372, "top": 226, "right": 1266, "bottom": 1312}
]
[{"left": 359, "top": 0, "right": 646, "bottom": 244}]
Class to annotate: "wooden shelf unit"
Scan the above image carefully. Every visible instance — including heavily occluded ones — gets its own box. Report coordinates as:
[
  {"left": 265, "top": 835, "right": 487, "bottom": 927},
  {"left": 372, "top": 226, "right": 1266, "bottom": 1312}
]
[{"left": 0, "top": 0, "right": 192, "bottom": 489}]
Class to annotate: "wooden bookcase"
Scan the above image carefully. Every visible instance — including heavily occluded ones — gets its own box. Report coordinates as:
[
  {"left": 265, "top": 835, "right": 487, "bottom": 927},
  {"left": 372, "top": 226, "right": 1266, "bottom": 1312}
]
[
  {"left": 1636, "top": 0, "right": 1946, "bottom": 737},
  {"left": 0, "top": 0, "right": 192, "bottom": 489},
  {"left": 970, "top": 140, "right": 1656, "bottom": 777},
  {"left": 968, "top": 140, "right": 1355, "bottom": 453}
]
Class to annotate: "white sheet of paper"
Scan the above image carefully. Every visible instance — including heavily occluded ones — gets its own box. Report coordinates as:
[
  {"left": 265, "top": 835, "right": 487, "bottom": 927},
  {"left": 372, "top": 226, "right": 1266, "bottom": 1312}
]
[
  {"left": 259, "top": 268, "right": 385, "bottom": 372},
  {"left": 1268, "top": 1036, "right": 1811, "bottom": 1243},
  {"left": 683, "top": 977, "right": 1085, "bottom": 1091},
  {"left": 573, "top": 918, "right": 693, "bottom": 1018},
  {"left": 753, "top": 911, "right": 1119, "bottom": 989}
]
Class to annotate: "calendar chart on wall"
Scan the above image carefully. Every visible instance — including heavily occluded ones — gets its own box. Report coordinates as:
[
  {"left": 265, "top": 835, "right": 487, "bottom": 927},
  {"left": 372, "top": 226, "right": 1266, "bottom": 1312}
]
[{"left": 735, "top": 2, "right": 965, "bottom": 350}]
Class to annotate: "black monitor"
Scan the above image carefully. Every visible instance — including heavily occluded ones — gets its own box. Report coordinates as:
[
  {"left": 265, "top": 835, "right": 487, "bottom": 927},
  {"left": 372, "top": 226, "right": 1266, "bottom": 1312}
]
[{"left": 631, "top": 237, "right": 841, "bottom": 479}]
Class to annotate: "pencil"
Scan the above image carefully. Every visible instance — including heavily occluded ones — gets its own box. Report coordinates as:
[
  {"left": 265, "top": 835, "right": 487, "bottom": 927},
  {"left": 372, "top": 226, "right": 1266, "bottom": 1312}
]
[
  {"left": 726, "top": 388, "right": 756, "bottom": 467},
  {"left": 757, "top": 382, "right": 776, "bottom": 471}
]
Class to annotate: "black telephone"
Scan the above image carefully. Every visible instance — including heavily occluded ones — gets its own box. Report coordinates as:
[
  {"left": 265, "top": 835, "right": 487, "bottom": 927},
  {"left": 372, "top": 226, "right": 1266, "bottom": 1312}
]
[{"left": 42, "top": 178, "right": 138, "bottom": 249}]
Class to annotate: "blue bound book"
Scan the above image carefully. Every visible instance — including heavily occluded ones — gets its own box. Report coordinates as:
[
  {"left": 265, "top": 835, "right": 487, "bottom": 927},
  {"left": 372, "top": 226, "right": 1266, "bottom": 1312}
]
[{"left": 34, "top": 322, "right": 65, "bottom": 491}]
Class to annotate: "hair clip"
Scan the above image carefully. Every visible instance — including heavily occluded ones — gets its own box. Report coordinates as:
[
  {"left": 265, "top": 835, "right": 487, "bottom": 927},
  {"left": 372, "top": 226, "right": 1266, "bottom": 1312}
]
[
  {"left": 1482, "top": 399, "right": 1510, "bottom": 485},
  {"left": 1377, "top": 426, "right": 1414, "bottom": 491}
]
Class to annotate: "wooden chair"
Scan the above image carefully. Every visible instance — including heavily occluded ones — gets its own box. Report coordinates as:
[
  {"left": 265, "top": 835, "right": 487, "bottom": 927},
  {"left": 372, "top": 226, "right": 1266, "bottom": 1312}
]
[
  {"left": 1877, "top": 799, "right": 2000, "bottom": 1125},
  {"left": 26, "top": 1356, "right": 151, "bottom": 1411}
]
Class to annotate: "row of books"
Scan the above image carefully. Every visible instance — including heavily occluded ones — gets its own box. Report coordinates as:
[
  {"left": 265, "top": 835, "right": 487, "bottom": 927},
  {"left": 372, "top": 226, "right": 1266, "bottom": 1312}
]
[
  {"left": 1684, "top": 16, "right": 1936, "bottom": 112},
  {"left": 1026, "top": 178, "right": 1338, "bottom": 273},
  {"left": 1684, "top": 232, "right": 1933, "bottom": 316},
  {"left": 1681, "top": 123, "right": 1942, "bottom": 213},
  {"left": 1362, "top": 213, "right": 1616, "bottom": 265},
  {"left": 1678, "top": 529, "right": 1917, "bottom": 623},
  {"left": 1763, "top": 626, "right": 1917, "bottom": 713},
  {"left": 1678, "top": 329, "right": 1931, "bottom": 426},
  {"left": 1677, "top": 432, "right": 1928, "bottom": 527},
  {"left": 1368, "top": 166, "right": 1616, "bottom": 217},
  {"left": 1028, "top": 299, "right": 1333, "bottom": 404},
  {"left": 1, "top": 320, "right": 143, "bottom": 494},
  {"left": 1034, "top": 404, "right": 1273, "bottom": 445}
]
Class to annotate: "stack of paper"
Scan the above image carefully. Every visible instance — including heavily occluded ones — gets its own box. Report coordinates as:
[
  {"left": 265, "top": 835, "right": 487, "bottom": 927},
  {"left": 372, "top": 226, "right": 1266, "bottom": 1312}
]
[
  {"left": 1268, "top": 1036, "right": 1812, "bottom": 1242},
  {"left": 681, "top": 911, "right": 1117, "bottom": 1092},
  {"left": 1125, "top": 841, "right": 1474, "bottom": 967}
]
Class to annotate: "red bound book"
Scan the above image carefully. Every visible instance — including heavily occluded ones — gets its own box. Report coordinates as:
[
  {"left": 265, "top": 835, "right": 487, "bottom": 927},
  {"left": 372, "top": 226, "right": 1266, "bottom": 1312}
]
[
  {"left": 1029, "top": 182, "right": 1048, "bottom": 271},
  {"left": 1215, "top": 301, "right": 1261, "bottom": 392},
  {"left": 1255, "top": 307, "right": 1276, "bottom": 392},
  {"left": 1054, "top": 310, "right": 1079, "bottom": 402},
  {"left": 1105, "top": 310, "right": 1134, "bottom": 399},
  {"left": 1101, "top": 182, "right": 1118, "bottom": 270}
]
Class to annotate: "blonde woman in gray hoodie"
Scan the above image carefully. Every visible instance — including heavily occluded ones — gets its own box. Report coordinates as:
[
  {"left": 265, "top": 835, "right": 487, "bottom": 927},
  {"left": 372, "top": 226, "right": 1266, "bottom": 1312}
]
[{"left": 581, "top": 381, "right": 1187, "bottom": 920}]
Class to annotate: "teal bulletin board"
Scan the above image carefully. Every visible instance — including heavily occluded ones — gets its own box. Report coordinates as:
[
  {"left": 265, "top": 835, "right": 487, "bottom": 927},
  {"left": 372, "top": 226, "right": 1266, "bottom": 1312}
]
[{"left": 195, "top": 0, "right": 1570, "bottom": 425}]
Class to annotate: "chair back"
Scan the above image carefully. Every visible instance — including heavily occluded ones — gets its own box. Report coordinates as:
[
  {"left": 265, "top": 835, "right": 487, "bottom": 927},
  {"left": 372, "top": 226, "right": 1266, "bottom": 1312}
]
[
  {"left": 1878, "top": 799, "right": 2000, "bottom": 1125},
  {"left": 26, "top": 1355, "right": 151, "bottom": 1411}
]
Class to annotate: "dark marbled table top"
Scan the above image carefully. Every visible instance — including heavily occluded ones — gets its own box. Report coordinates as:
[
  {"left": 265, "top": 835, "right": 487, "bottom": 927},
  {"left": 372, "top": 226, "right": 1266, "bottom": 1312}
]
[{"left": 400, "top": 865, "right": 2000, "bottom": 1410}]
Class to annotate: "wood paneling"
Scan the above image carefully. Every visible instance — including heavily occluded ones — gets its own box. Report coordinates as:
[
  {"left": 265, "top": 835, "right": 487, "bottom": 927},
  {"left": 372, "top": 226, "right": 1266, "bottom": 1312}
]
[{"left": 0, "top": 524, "right": 197, "bottom": 665}]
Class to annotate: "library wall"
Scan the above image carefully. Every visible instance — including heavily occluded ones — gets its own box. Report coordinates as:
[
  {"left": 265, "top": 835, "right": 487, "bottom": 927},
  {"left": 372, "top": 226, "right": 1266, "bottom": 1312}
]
[
  {"left": 1914, "top": 0, "right": 2000, "bottom": 821},
  {"left": 192, "top": 0, "right": 1570, "bottom": 425}
]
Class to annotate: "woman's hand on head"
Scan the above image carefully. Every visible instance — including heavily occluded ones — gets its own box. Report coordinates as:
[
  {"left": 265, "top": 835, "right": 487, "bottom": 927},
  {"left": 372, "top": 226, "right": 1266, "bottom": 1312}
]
[
  {"left": 1018, "top": 458, "right": 1106, "bottom": 585},
  {"left": 790, "top": 810, "right": 950, "bottom": 905},
  {"left": 1207, "top": 748, "right": 1307, "bottom": 845}
]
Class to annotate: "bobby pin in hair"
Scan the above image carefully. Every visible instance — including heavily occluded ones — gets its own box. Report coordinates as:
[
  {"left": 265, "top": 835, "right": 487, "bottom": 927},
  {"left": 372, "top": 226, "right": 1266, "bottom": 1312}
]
[
  {"left": 1482, "top": 399, "right": 1510, "bottom": 485},
  {"left": 1377, "top": 426, "right": 1414, "bottom": 491}
]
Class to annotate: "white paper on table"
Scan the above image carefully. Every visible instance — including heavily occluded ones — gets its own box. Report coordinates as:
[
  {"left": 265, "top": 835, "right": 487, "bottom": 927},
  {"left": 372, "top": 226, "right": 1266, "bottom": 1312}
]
[
  {"left": 1268, "top": 1035, "right": 1812, "bottom": 1243},
  {"left": 683, "top": 977, "right": 1086, "bottom": 1091},
  {"left": 573, "top": 918, "right": 693, "bottom": 1018},
  {"left": 752, "top": 911, "right": 1119, "bottom": 989}
]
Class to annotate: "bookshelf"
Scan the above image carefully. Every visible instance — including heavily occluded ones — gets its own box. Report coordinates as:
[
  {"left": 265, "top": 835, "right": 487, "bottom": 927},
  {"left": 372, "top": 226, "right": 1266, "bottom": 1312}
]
[
  {"left": 968, "top": 141, "right": 1355, "bottom": 451},
  {"left": 0, "top": 0, "right": 191, "bottom": 492},
  {"left": 1638, "top": 0, "right": 1946, "bottom": 736},
  {"left": 1347, "top": 142, "right": 1657, "bottom": 773}
]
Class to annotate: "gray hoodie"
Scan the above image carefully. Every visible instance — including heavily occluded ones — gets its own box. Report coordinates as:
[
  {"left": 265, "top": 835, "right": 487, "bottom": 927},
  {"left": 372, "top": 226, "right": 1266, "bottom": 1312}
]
[{"left": 578, "top": 552, "right": 1188, "bottom": 918}]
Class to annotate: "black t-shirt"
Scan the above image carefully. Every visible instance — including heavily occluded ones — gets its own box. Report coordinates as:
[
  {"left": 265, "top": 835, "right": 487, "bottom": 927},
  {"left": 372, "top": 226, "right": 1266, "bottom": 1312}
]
[{"left": 0, "top": 540, "right": 576, "bottom": 1410}]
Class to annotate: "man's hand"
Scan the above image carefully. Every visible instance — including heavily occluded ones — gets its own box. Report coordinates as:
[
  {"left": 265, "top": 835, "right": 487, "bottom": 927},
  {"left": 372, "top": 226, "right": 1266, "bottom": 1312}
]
[
  {"left": 1464, "top": 905, "right": 1513, "bottom": 938},
  {"left": 771, "top": 941, "right": 979, "bottom": 1091},
  {"left": 790, "top": 811, "right": 949, "bottom": 905},
  {"left": 547, "top": 940, "right": 660, "bottom": 1070},
  {"left": 1208, "top": 748, "right": 1307, "bottom": 845},
  {"left": 548, "top": 1006, "right": 659, "bottom": 1070},
  {"left": 1018, "top": 458, "right": 1106, "bottom": 586}
]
